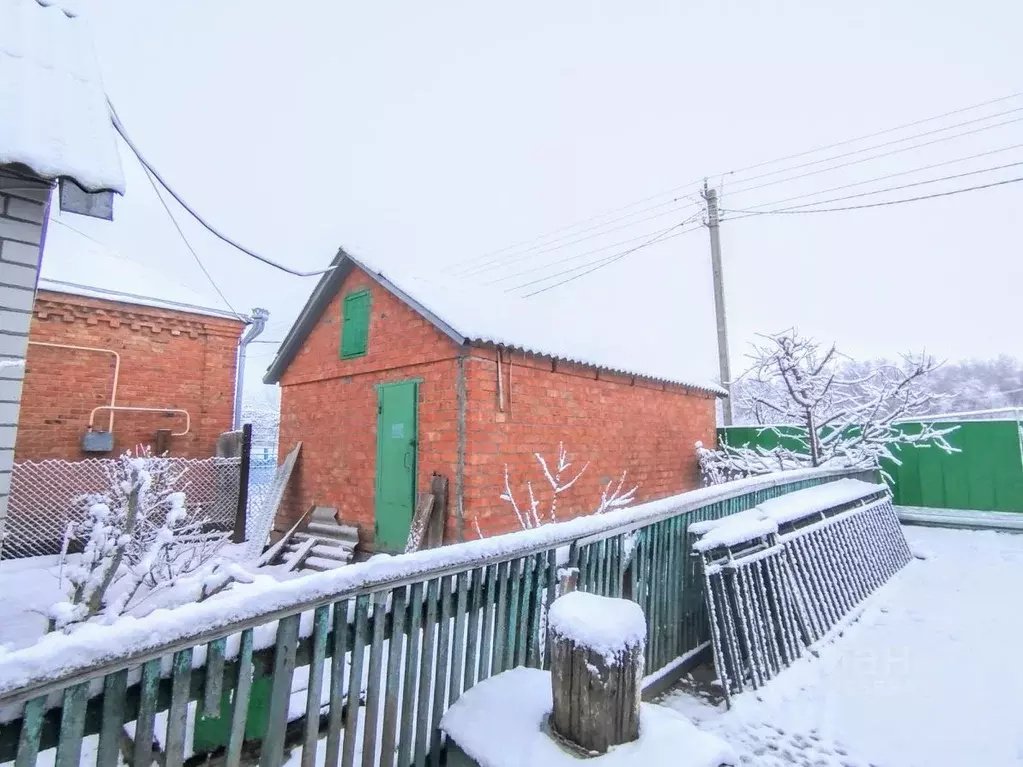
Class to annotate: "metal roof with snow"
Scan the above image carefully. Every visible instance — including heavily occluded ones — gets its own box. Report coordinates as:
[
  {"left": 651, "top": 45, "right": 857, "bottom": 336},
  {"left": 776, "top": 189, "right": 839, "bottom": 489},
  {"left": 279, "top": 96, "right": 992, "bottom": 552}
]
[
  {"left": 263, "top": 249, "right": 724, "bottom": 395},
  {"left": 0, "top": 0, "right": 125, "bottom": 193},
  {"left": 38, "top": 231, "right": 248, "bottom": 322}
]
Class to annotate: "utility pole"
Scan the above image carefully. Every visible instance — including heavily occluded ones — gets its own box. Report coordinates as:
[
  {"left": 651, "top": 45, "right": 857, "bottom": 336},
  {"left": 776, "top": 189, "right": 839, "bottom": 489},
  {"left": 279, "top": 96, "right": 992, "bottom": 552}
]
[{"left": 703, "top": 180, "right": 733, "bottom": 425}]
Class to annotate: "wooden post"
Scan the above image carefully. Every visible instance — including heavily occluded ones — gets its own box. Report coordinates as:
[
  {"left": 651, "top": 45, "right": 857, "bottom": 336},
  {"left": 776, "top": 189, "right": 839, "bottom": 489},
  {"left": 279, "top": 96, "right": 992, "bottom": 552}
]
[
  {"left": 232, "top": 424, "right": 252, "bottom": 544},
  {"left": 426, "top": 473, "right": 448, "bottom": 548},
  {"left": 547, "top": 592, "right": 645, "bottom": 755}
]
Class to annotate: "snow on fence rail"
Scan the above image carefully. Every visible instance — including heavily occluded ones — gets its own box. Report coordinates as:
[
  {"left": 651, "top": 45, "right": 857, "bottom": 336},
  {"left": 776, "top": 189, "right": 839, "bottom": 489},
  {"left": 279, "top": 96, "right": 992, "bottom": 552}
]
[
  {"left": 3, "top": 456, "right": 243, "bottom": 560},
  {"left": 0, "top": 465, "right": 875, "bottom": 766}
]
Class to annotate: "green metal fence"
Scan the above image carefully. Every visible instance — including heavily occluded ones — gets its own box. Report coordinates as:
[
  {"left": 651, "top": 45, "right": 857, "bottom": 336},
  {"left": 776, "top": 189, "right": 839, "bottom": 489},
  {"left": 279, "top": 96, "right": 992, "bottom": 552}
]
[
  {"left": 720, "top": 418, "right": 1023, "bottom": 513},
  {"left": 0, "top": 467, "right": 866, "bottom": 766}
]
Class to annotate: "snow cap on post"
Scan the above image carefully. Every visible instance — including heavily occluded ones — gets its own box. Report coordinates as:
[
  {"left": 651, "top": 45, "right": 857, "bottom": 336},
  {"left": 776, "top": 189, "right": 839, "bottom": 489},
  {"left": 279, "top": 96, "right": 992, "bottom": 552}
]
[{"left": 548, "top": 591, "right": 646, "bottom": 661}]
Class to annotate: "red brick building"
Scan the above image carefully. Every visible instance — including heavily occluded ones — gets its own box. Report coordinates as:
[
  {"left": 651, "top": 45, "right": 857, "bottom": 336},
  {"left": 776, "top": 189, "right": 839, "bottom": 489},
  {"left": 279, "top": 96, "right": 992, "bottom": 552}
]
[
  {"left": 264, "top": 250, "right": 722, "bottom": 552},
  {"left": 15, "top": 252, "right": 249, "bottom": 461}
]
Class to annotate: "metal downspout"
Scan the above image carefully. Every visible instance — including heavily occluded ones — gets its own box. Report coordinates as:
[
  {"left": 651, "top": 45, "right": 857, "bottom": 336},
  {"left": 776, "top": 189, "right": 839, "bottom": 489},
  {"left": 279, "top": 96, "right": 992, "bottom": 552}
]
[{"left": 233, "top": 308, "right": 269, "bottom": 430}]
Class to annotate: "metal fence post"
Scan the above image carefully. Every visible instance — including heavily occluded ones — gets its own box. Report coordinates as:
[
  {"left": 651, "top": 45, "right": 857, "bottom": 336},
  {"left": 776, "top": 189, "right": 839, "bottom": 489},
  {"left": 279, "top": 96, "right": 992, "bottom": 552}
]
[{"left": 233, "top": 424, "right": 252, "bottom": 544}]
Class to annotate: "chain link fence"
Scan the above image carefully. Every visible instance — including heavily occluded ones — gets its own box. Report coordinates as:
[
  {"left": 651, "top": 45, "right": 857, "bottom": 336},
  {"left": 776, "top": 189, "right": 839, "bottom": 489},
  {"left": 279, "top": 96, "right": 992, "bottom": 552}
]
[{"left": 3, "top": 456, "right": 243, "bottom": 560}]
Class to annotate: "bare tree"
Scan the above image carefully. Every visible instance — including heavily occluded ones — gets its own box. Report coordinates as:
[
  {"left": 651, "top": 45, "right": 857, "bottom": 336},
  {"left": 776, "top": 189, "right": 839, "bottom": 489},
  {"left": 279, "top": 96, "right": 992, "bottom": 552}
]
[
  {"left": 479, "top": 442, "right": 638, "bottom": 535},
  {"left": 701, "top": 330, "right": 958, "bottom": 484}
]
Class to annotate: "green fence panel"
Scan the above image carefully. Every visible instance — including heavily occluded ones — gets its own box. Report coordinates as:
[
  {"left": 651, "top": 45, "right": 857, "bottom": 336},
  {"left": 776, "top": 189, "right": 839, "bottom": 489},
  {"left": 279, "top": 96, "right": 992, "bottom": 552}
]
[{"left": 720, "top": 420, "right": 1023, "bottom": 513}]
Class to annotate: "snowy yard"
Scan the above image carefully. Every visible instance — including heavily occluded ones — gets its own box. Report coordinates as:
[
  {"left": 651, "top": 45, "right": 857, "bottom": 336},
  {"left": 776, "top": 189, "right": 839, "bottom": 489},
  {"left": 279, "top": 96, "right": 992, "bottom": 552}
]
[{"left": 663, "top": 525, "right": 1023, "bottom": 767}]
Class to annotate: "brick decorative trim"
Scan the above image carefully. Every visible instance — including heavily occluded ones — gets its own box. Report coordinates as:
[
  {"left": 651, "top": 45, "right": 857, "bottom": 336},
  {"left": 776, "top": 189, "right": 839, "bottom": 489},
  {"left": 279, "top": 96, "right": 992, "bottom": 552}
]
[{"left": 34, "top": 292, "right": 245, "bottom": 340}]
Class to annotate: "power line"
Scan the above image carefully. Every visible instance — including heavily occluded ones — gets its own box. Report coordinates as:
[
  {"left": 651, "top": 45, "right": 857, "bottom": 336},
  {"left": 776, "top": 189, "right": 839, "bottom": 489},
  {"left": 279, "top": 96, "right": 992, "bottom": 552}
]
[
  {"left": 485, "top": 210, "right": 705, "bottom": 285},
  {"left": 513, "top": 222, "right": 699, "bottom": 297},
  {"left": 455, "top": 195, "right": 701, "bottom": 277},
  {"left": 141, "top": 163, "right": 244, "bottom": 319},
  {"left": 719, "top": 105, "right": 1023, "bottom": 192},
  {"left": 467, "top": 115, "right": 1023, "bottom": 282},
  {"left": 719, "top": 90, "right": 1023, "bottom": 177},
  {"left": 108, "top": 99, "right": 333, "bottom": 279},
  {"left": 723, "top": 175, "right": 1023, "bottom": 217},
  {"left": 727, "top": 141, "right": 1023, "bottom": 212},
  {"left": 722, "top": 114, "right": 1023, "bottom": 200},
  {"left": 444, "top": 91, "right": 1023, "bottom": 273},
  {"left": 724, "top": 160, "right": 1023, "bottom": 215}
]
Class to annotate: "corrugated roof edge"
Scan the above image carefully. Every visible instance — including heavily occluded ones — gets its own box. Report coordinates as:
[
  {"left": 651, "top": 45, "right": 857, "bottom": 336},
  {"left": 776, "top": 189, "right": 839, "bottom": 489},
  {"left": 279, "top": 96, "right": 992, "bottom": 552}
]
[
  {"left": 263, "top": 248, "right": 725, "bottom": 396},
  {"left": 38, "top": 279, "right": 251, "bottom": 323}
]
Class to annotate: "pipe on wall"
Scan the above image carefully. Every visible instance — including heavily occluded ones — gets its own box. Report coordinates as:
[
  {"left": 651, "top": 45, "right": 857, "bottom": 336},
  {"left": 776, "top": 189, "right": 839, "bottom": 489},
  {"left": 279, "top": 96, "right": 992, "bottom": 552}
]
[
  {"left": 28, "top": 341, "right": 120, "bottom": 431},
  {"left": 89, "top": 405, "right": 190, "bottom": 436},
  {"left": 233, "top": 308, "right": 269, "bottom": 430}
]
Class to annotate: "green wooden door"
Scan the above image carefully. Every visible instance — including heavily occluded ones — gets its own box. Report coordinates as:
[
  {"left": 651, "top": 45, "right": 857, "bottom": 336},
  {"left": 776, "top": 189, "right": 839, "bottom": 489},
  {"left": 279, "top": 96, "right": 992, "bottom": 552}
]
[{"left": 375, "top": 380, "right": 419, "bottom": 551}]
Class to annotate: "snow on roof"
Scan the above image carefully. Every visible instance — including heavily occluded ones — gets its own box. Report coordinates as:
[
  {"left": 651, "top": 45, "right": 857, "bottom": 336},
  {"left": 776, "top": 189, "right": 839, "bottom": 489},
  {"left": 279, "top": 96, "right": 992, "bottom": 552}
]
[
  {"left": 38, "top": 224, "right": 247, "bottom": 322},
  {"left": 264, "top": 249, "right": 724, "bottom": 393},
  {"left": 0, "top": 0, "right": 125, "bottom": 193}
]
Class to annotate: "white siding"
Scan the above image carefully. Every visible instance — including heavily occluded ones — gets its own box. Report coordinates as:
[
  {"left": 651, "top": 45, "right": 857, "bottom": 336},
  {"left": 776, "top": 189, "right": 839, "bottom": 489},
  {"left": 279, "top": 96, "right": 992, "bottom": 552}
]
[{"left": 0, "top": 168, "right": 47, "bottom": 552}]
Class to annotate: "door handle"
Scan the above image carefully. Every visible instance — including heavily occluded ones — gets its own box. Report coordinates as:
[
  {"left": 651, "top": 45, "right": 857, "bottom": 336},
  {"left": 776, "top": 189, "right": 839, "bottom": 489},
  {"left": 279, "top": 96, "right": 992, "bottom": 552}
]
[{"left": 404, "top": 452, "right": 412, "bottom": 469}]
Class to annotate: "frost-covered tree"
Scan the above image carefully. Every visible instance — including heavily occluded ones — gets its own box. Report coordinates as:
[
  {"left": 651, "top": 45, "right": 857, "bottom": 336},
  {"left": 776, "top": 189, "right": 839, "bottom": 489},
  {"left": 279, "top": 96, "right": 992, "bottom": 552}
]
[
  {"left": 480, "top": 443, "right": 638, "bottom": 535},
  {"left": 50, "top": 450, "right": 227, "bottom": 631},
  {"left": 701, "top": 330, "right": 957, "bottom": 484}
]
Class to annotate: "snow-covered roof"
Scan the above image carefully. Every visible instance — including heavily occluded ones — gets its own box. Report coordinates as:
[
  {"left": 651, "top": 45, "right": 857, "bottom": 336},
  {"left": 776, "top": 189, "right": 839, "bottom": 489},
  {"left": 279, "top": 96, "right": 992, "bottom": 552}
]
[
  {"left": 0, "top": 0, "right": 125, "bottom": 193},
  {"left": 263, "top": 249, "right": 724, "bottom": 394},
  {"left": 38, "top": 226, "right": 248, "bottom": 322}
]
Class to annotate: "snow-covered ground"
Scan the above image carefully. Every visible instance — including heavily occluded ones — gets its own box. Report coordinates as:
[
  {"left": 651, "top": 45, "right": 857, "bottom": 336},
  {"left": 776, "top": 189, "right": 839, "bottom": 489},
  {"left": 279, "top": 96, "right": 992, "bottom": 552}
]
[{"left": 662, "top": 525, "right": 1023, "bottom": 767}]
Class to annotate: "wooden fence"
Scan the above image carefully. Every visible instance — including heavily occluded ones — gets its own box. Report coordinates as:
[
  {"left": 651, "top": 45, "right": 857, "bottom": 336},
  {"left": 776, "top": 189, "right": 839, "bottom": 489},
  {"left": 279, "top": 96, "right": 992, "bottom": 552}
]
[{"left": 0, "top": 466, "right": 872, "bottom": 766}]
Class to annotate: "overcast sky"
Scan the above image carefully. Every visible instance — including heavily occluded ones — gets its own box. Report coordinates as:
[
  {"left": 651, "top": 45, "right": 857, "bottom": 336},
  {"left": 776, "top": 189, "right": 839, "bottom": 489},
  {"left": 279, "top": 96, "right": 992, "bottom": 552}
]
[{"left": 50, "top": 0, "right": 1023, "bottom": 404}]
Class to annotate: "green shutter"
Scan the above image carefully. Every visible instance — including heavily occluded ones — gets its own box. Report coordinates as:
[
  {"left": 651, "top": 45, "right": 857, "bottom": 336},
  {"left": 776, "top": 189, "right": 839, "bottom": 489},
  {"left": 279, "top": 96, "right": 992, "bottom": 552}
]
[{"left": 340, "top": 290, "right": 371, "bottom": 359}]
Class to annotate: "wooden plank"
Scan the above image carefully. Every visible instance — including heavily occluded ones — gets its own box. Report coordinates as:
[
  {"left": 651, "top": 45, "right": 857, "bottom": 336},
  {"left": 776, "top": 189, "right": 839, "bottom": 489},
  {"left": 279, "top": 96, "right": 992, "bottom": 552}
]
[
  {"left": 258, "top": 502, "right": 314, "bottom": 567},
  {"left": 323, "top": 601, "right": 350, "bottom": 767},
  {"left": 448, "top": 572, "right": 469, "bottom": 705},
  {"left": 504, "top": 560, "right": 521, "bottom": 671},
  {"left": 477, "top": 565, "right": 497, "bottom": 682},
  {"left": 54, "top": 682, "right": 88, "bottom": 767},
  {"left": 542, "top": 549, "right": 556, "bottom": 670},
  {"left": 342, "top": 595, "right": 371, "bottom": 767},
  {"left": 362, "top": 592, "right": 388, "bottom": 767},
  {"left": 96, "top": 671, "right": 127, "bottom": 767},
  {"left": 302, "top": 605, "right": 331, "bottom": 767},
  {"left": 226, "top": 629, "right": 254, "bottom": 767},
  {"left": 426, "top": 475, "right": 448, "bottom": 549},
  {"left": 165, "top": 648, "right": 193, "bottom": 767},
  {"left": 14, "top": 696, "right": 45, "bottom": 767},
  {"left": 463, "top": 568, "right": 483, "bottom": 692},
  {"left": 396, "top": 583, "right": 422, "bottom": 767},
  {"left": 202, "top": 637, "right": 227, "bottom": 717},
  {"left": 526, "top": 556, "right": 544, "bottom": 668},
  {"left": 261, "top": 614, "right": 300, "bottom": 767},
  {"left": 492, "top": 561, "right": 510, "bottom": 675},
  {"left": 430, "top": 576, "right": 453, "bottom": 766},
  {"left": 414, "top": 579, "right": 439, "bottom": 767},
  {"left": 252, "top": 441, "right": 303, "bottom": 558},
  {"left": 515, "top": 557, "right": 532, "bottom": 668},
  {"left": 133, "top": 658, "right": 161, "bottom": 767},
  {"left": 285, "top": 536, "right": 318, "bottom": 572},
  {"left": 380, "top": 587, "right": 407, "bottom": 767},
  {"left": 404, "top": 494, "right": 435, "bottom": 554}
]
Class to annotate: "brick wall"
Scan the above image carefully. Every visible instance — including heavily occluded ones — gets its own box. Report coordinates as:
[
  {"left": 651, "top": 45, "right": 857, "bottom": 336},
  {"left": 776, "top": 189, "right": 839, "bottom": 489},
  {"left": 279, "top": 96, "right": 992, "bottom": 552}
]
[
  {"left": 463, "top": 349, "right": 717, "bottom": 537},
  {"left": 0, "top": 169, "right": 50, "bottom": 546},
  {"left": 16, "top": 291, "right": 245, "bottom": 460},
  {"left": 278, "top": 266, "right": 461, "bottom": 547}
]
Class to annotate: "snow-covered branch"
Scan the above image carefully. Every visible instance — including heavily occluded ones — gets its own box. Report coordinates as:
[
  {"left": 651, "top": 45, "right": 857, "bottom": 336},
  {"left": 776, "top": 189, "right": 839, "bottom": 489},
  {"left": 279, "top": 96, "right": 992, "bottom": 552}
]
[
  {"left": 485, "top": 443, "right": 636, "bottom": 534},
  {"left": 701, "top": 330, "right": 957, "bottom": 485},
  {"left": 49, "top": 450, "right": 228, "bottom": 631}
]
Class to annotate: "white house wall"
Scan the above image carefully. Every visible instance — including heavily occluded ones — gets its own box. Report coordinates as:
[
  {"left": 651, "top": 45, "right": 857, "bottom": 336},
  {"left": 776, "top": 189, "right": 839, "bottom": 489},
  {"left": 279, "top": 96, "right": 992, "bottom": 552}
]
[{"left": 0, "top": 169, "right": 48, "bottom": 549}]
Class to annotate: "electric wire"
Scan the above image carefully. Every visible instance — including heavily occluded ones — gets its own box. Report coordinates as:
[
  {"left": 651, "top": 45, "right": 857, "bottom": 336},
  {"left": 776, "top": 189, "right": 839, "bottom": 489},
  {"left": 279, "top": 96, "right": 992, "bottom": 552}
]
[
  {"left": 108, "top": 99, "right": 332, "bottom": 278},
  {"left": 722, "top": 175, "right": 1023, "bottom": 217}
]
